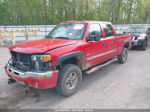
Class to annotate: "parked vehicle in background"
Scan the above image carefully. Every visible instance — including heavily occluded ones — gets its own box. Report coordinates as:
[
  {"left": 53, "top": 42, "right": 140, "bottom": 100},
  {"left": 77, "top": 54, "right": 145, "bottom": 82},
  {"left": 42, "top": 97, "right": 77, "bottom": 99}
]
[
  {"left": 5, "top": 21, "right": 131, "bottom": 97},
  {"left": 124, "top": 27, "right": 150, "bottom": 50}
]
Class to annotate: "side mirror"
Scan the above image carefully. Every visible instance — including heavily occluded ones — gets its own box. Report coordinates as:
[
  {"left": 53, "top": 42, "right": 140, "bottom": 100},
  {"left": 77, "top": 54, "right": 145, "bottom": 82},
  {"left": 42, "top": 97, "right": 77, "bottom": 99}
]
[
  {"left": 87, "top": 31, "right": 101, "bottom": 41},
  {"left": 87, "top": 34, "right": 95, "bottom": 41}
]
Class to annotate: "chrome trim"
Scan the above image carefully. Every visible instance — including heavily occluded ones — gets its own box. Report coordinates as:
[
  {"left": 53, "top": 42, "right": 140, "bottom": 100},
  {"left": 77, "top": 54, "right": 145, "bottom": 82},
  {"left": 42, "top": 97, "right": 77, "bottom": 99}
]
[
  {"left": 6, "top": 64, "right": 53, "bottom": 79},
  {"left": 87, "top": 49, "right": 117, "bottom": 61}
]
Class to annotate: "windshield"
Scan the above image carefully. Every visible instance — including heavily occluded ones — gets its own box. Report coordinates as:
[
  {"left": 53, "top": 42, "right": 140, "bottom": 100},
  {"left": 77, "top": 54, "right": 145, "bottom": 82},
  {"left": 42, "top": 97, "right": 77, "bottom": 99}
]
[
  {"left": 127, "top": 27, "right": 147, "bottom": 34},
  {"left": 46, "top": 23, "right": 87, "bottom": 40}
]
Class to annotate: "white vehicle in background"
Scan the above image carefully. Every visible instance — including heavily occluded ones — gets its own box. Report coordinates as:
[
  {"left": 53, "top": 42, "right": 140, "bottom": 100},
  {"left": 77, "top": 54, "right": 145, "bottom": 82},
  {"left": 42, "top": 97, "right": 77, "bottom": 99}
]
[{"left": 124, "top": 27, "right": 150, "bottom": 50}]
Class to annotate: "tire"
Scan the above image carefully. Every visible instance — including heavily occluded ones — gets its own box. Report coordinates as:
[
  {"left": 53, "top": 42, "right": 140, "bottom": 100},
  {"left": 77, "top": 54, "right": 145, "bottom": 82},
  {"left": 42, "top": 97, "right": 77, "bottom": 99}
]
[
  {"left": 55, "top": 64, "right": 82, "bottom": 97},
  {"left": 141, "top": 40, "right": 148, "bottom": 51},
  {"left": 118, "top": 47, "right": 128, "bottom": 64}
]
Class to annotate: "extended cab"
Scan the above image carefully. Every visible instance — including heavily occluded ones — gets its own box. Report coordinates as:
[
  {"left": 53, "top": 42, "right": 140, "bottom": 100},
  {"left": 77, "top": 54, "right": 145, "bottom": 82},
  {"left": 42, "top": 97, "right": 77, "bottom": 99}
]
[{"left": 5, "top": 21, "right": 131, "bottom": 96}]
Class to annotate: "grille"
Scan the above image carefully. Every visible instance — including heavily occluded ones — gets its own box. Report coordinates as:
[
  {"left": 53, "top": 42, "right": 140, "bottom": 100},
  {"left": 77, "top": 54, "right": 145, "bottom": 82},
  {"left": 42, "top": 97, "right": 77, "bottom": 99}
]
[
  {"left": 11, "top": 51, "right": 31, "bottom": 71},
  {"left": 134, "top": 37, "right": 138, "bottom": 40}
]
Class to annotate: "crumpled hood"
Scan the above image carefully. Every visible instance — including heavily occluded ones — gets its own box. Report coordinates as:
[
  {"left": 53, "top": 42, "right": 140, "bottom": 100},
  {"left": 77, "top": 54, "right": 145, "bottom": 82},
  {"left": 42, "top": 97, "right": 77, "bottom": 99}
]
[{"left": 9, "top": 39, "right": 78, "bottom": 54}]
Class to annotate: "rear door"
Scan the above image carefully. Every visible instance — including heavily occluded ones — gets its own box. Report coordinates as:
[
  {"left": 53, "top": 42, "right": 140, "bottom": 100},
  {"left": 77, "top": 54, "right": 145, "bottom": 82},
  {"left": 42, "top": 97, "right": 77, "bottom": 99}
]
[{"left": 101, "top": 23, "right": 118, "bottom": 59}]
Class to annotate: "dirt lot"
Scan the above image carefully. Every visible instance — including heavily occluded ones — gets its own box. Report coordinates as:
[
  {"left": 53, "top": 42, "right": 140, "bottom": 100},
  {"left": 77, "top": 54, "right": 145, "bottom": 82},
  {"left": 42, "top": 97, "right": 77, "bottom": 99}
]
[{"left": 0, "top": 46, "right": 150, "bottom": 109}]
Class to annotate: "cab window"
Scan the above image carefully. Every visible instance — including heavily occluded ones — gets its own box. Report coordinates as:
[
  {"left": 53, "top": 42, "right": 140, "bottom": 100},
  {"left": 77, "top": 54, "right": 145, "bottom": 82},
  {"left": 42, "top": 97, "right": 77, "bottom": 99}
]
[{"left": 103, "top": 24, "right": 114, "bottom": 37}]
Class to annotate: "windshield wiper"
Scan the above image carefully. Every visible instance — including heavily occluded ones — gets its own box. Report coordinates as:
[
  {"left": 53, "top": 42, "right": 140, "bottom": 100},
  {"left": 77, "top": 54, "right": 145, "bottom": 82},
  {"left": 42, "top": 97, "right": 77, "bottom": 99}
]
[{"left": 55, "top": 37, "right": 69, "bottom": 39}]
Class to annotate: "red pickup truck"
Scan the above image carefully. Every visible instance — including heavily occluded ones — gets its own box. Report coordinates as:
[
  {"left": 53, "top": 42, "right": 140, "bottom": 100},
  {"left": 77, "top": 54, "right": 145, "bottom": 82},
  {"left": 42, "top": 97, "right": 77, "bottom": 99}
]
[{"left": 5, "top": 21, "right": 131, "bottom": 96}]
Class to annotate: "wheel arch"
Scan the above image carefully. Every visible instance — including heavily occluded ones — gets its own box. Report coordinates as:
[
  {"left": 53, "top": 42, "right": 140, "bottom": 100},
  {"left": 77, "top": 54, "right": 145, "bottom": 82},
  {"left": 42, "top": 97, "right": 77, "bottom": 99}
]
[{"left": 56, "top": 51, "right": 85, "bottom": 70}]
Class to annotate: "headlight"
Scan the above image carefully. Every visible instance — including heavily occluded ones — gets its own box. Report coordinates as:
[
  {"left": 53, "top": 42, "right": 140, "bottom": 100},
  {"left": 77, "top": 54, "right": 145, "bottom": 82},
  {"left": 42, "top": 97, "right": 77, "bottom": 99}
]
[
  {"left": 140, "top": 34, "right": 146, "bottom": 38},
  {"left": 31, "top": 55, "right": 51, "bottom": 62}
]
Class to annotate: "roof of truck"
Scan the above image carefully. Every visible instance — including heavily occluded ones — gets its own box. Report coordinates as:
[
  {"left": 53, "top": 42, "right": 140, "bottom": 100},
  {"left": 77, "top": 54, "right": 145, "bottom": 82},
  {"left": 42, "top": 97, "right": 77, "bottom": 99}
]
[{"left": 61, "top": 20, "right": 111, "bottom": 24}]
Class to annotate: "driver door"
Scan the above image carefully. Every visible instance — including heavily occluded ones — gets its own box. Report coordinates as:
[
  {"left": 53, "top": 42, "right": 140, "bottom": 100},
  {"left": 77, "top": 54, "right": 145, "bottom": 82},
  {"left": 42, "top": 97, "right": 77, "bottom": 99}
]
[{"left": 84, "top": 23, "right": 108, "bottom": 68}]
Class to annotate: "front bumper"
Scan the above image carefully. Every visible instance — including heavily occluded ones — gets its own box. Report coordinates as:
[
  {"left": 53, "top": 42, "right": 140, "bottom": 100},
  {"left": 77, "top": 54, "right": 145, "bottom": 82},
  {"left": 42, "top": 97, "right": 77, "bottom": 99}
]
[
  {"left": 131, "top": 39, "right": 145, "bottom": 46},
  {"left": 5, "top": 64, "right": 58, "bottom": 89}
]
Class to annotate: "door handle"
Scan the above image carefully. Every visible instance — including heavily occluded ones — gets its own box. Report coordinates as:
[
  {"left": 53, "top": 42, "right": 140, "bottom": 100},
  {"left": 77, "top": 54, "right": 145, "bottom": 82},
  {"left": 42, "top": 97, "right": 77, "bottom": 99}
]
[
  {"left": 102, "top": 42, "right": 106, "bottom": 45},
  {"left": 114, "top": 40, "right": 117, "bottom": 43}
]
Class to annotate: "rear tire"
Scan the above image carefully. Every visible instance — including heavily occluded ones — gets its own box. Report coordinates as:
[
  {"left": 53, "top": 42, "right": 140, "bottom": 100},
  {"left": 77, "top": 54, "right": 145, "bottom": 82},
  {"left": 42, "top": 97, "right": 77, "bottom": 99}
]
[
  {"left": 55, "top": 64, "right": 82, "bottom": 97},
  {"left": 118, "top": 47, "right": 128, "bottom": 64}
]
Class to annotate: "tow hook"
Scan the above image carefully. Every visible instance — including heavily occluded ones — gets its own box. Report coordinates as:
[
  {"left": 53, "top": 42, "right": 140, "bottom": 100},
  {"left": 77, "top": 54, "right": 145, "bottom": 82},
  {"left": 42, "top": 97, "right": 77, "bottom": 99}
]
[
  {"left": 8, "top": 78, "right": 16, "bottom": 84},
  {"left": 24, "top": 85, "right": 39, "bottom": 97},
  {"left": 24, "top": 86, "right": 32, "bottom": 96}
]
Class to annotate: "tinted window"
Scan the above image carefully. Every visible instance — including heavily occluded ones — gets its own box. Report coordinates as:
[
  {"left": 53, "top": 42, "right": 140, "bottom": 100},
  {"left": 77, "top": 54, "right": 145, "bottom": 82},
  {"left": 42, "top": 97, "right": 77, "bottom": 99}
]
[
  {"left": 88, "top": 24, "right": 103, "bottom": 37},
  {"left": 103, "top": 24, "right": 114, "bottom": 37}
]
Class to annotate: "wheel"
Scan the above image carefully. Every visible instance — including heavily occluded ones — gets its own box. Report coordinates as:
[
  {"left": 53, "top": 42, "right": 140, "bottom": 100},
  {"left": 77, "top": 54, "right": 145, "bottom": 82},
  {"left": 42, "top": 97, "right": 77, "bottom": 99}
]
[
  {"left": 118, "top": 47, "right": 128, "bottom": 64},
  {"left": 55, "top": 64, "right": 82, "bottom": 97},
  {"left": 141, "top": 40, "right": 148, "bottom": 51}
]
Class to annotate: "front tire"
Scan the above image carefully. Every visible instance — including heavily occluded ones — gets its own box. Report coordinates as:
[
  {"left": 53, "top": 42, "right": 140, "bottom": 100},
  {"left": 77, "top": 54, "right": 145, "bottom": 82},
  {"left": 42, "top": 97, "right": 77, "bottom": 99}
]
[
  {"left": 56, "top": 64, "right": 82, "bottom": 97},
  {"left": 141, "top": 40, "right": 148, "bottom": 51},
  {"left": 118, "top": 47, "right": 128, "bottom": 64}
]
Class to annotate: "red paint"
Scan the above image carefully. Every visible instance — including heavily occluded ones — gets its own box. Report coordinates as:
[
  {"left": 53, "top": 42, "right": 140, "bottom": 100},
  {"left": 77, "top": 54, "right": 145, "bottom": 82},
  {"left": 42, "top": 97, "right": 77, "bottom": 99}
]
[
  {"left": 9, "top": 39, "right": 78, "bottom": 54},
  {"left": 6, "top": 69, "right": 58, "bottom": 89},
  {"left": 6, "top": 21, "right": 132, "bottom": 89}
]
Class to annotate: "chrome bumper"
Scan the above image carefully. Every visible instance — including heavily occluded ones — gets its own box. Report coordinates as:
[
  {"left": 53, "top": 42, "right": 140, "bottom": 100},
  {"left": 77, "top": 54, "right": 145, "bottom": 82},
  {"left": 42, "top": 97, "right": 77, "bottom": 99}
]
[{"left": 6, "top": 64, "right": 53, "bottom": 79}]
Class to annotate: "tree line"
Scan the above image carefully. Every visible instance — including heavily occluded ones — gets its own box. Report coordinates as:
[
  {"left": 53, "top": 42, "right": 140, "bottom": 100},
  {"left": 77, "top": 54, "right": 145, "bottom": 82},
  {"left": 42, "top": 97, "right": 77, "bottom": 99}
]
[{"left": 0, "top": 0, "right": 150, "bottom": 25}]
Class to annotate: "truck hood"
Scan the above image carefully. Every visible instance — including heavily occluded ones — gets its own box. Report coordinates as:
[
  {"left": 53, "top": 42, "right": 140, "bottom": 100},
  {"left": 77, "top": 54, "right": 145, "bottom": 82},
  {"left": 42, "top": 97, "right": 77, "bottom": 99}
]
[
  {"left": 132, "top": 34, "right": 140, "bottom": 37},
  {"left": 9, "top": 39, "right": 78, "bottom": 54},
  {"left": 132, "top": 33, "right": 146, "bottom": 37}
]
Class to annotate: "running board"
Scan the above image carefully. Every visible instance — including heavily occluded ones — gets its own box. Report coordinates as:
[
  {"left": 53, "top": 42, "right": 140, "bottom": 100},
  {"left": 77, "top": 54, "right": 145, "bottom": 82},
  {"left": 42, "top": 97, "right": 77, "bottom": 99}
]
[{"left": 86, "top": 58, "right": 118, "bottom": 74}]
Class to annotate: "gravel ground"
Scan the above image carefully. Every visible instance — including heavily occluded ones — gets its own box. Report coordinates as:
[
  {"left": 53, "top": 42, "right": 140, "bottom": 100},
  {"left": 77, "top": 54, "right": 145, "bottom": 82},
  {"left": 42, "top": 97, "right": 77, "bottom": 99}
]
[{"left": 0, "top": 46, "right": 150, "bottom": 109}]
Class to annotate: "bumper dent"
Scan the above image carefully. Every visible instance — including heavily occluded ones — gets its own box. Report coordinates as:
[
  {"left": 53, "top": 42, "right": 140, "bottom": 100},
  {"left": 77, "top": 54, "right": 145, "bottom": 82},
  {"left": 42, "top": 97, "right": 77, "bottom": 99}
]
[
  {"left": 6, "top": 64, "right": 53, "bottom": 79},
  {"left": 5, "top": 64, "right": 58, "bottom": 89}
]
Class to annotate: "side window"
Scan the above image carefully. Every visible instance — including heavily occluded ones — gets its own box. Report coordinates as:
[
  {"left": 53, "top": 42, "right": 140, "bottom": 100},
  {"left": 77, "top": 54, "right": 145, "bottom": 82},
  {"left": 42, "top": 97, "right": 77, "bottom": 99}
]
[
  {"left": 88, "top": 24, "right": 103, "bottom": 38},
  {"left": 103, "top": 24, "right": 114, "bottom": 37}
]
